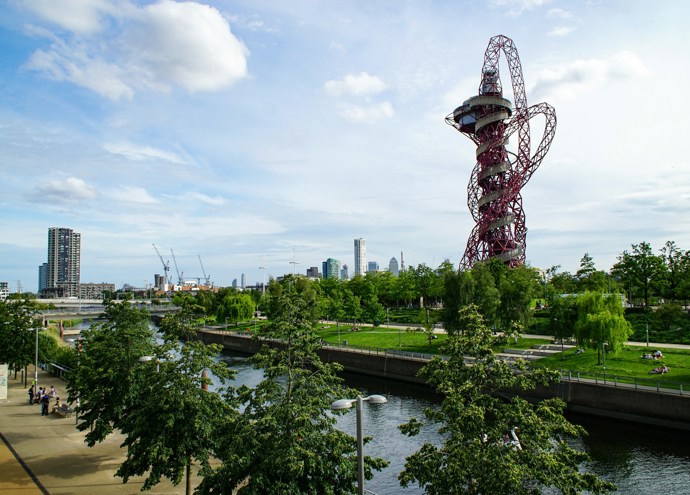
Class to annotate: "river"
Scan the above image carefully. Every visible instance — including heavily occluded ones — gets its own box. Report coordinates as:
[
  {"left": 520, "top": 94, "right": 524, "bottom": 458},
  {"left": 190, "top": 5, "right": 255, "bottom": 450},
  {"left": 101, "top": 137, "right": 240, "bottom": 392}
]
[
  {"left": 219, "top": 352, "right": 690, "bottom": 495},
  {"left": 67, "top": 321, "right": 690, "bottom": 494}
]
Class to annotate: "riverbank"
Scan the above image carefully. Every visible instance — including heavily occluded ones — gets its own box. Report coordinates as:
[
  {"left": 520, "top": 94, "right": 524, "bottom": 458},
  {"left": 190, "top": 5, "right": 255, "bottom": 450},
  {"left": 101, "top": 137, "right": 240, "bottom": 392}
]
[{"left": 197, "top": 328, "right": 690, "bottom": 431}]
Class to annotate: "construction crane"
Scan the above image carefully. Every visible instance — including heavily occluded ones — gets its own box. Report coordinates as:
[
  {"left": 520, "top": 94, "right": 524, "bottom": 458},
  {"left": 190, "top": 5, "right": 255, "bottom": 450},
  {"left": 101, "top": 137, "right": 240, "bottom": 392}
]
[
  {"left": 152, "top": 244, "right": 171, "bottom": 287},
  {"left": 170, "top": 249, "right": 184, "bottom": 286},
  {"left": 198, "top": 255, "right": 211, "bottom": 286}
]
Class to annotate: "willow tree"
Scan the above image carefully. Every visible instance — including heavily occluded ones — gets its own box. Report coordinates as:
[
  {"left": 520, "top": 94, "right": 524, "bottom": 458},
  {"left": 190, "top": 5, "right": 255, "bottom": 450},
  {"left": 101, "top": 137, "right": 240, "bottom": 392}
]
[
  {"left": 399, "top": 305, "right": 615, "bottom": 495},
  {"left": 574, "top": 291, "right": 632, "bottom": 364}
]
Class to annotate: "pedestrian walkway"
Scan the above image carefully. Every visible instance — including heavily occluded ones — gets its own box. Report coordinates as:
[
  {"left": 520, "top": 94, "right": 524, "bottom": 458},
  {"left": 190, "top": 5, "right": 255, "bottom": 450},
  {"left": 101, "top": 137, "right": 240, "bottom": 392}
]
[{"left": 0, "top": 366, "right": 189, "bottom": 494}]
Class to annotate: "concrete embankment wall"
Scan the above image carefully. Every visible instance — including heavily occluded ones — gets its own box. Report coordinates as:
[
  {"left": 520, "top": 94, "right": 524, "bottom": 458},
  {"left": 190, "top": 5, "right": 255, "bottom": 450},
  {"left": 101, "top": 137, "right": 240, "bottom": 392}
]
[{"left": 197, "top": 329, "right": 690, "bottom": 431}]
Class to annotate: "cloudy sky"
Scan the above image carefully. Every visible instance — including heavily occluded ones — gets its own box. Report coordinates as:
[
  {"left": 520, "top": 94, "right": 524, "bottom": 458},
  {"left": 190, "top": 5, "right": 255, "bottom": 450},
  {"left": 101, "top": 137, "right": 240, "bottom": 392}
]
[{"left": 1, "top": 0, "right": 689, "bottom": 291}]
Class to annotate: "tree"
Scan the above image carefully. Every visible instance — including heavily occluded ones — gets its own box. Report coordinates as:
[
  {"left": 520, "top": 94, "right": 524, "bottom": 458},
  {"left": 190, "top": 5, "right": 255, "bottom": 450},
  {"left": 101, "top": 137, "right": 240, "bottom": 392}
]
[
  {"left": 116, "top": 308, "right": 234, "bottom": 495},
  {"left": 399, "top": 305, "right": 615, "bottom": 495},
  {"left": 612, "top": 242, "right": 668, "bottom": 307},
  {"left": 548, "top": 295, "right": 578, "bottom": 359},
  {"left": 574, "top": 292, "right": 632, "bottom": 364},
  {"left": 660, "top": 241, "right": 690, "bottom": 301},
  {"left": 216, "top": 291, "right": 255, "bottom": 326},
  {"left": 497, "top": 265, "right": 536, "bottom": 330},
  {"left": 200, "top": 277, "right": 388, "bottom": 494},
  {"left": 66, "top": 296, "right": 155, "bottom": 446},
  {"left": 0, "top": 298, "right": 41, "bottom": 379}
]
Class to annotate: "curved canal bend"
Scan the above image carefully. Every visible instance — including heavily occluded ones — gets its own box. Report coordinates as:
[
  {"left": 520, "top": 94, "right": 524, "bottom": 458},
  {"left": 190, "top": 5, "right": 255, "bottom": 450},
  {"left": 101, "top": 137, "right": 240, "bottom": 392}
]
[{"left": 217, "top": 351, "right": 690, "bottom": 495}]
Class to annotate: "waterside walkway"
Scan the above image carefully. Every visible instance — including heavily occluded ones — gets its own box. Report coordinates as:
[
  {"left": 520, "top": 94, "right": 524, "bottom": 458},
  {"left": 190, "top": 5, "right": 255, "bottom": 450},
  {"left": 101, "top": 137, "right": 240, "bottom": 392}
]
[{"left": 0, "top": 366, "right": 190, "bottom": 495}]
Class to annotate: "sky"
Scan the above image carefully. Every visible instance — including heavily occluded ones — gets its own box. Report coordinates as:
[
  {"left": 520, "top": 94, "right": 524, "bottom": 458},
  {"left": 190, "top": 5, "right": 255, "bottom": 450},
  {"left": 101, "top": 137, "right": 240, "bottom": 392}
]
[{"left": 1, "top": 0, "right": 689, "bottom": 291}]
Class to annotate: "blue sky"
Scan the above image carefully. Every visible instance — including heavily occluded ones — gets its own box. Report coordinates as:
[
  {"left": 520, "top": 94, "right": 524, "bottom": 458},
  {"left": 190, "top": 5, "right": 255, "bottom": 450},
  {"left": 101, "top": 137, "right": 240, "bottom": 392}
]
[{"left": 1, "top": 0, "right": 689, "bottom": 291}]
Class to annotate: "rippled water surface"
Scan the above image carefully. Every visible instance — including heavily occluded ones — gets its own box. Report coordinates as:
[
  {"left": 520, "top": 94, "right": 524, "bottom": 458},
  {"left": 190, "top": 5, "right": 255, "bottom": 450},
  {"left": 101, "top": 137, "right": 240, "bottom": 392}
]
[{"left": 219, "top": 351, "right": 690, "bottom": 494}]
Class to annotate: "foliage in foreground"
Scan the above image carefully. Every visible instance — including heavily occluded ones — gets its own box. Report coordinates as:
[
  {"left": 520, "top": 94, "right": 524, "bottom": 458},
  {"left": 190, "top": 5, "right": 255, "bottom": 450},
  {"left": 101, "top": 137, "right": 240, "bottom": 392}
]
[
  {"left": 67, "top": 297, "right": 156, "bottom": 446},
  {"left": 399, "top": 305, "right": 616, "bottom": 495},
  {"left": 199, "top": 275, "right": 388, "bottom": 494}
]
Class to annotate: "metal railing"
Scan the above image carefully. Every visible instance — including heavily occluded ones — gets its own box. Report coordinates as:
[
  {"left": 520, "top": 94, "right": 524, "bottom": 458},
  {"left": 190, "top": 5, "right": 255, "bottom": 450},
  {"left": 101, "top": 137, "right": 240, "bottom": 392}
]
[{"left": 559, "top": 369, "right": 690, "bottom": 397}]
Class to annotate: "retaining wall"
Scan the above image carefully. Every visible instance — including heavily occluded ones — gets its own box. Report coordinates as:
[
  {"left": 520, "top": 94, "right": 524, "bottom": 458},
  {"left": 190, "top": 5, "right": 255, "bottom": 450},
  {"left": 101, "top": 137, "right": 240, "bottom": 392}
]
[{"left": 198, "top": 329, "right": 690, "bottom": 430}]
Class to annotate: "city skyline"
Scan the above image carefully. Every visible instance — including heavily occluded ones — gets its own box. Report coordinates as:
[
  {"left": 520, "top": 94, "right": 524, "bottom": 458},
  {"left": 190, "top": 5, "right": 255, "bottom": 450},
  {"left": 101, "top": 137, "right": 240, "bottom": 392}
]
[{"left": 1, "top": 1, "right": 689, "bottom": 290}]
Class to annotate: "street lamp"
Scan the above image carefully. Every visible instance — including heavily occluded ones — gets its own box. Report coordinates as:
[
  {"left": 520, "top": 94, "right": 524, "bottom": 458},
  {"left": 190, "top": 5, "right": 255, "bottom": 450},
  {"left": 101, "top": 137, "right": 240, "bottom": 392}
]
[
  {"left": 138, "top": 355, "right": 160, "bottom": 373},
  {"left": 332, "top": 394, "right": 387, "bottom": 495},
  {"left": 33, "top": 327, "right": 39, "bottom": 391},
  {"left": 602, "top": 342, "right": 608, "bottom": 372}
]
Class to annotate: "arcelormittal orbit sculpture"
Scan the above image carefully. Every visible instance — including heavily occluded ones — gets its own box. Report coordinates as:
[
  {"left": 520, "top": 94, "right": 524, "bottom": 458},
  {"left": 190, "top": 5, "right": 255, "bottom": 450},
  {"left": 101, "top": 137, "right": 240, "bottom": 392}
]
[{"left": 447, "top": 35, "right": 556, "bottom": 269}]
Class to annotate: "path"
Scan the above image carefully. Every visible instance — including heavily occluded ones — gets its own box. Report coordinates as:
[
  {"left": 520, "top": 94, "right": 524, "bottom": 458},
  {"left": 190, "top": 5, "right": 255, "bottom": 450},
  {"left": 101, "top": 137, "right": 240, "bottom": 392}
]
[{"left": 0, "top": 366, "right": 190, "bottom": 495}]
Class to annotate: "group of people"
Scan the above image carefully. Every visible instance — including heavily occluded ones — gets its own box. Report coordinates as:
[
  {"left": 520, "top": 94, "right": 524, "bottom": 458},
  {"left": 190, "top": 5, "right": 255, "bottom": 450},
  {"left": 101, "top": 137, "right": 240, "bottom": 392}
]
[
  {"left": 650, "top": 365, "right": 670, "bottom": 374},
  {"left": 641, "top": 350, "right": 664, "bottom": 360},
  {"left": 27, "top": 384, "right": 59, "bottom": 416}
]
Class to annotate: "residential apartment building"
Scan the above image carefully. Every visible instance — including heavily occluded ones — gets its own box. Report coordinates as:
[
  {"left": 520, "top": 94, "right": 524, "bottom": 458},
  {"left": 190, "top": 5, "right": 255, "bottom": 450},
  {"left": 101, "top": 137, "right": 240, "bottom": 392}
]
[
  {"left": 42, "top": 227, "right": 81, "bottom": 297},
  {"left": 354, "top": 238, "right": 366, "bottom": 276}
]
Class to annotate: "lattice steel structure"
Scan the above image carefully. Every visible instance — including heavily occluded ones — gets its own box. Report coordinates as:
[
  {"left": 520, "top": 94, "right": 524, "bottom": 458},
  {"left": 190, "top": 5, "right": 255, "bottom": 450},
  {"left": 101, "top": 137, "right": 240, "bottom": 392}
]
[{"left": 447, "top": 35, "right": 556, "bottom": 270}]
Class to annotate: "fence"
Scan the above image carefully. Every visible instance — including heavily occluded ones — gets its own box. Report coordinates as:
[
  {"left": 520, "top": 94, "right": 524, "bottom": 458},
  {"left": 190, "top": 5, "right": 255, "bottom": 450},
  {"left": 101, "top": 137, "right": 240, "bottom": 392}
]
[{"left": 559, "top": 369, "right": 690, "bottom": 396}]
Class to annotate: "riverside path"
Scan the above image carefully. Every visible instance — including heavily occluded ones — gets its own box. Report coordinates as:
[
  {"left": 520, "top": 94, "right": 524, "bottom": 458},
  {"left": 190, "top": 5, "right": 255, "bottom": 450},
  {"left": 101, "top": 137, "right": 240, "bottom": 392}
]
[{"left": 0, "top": 366, "right": 192, "bottom": 495}]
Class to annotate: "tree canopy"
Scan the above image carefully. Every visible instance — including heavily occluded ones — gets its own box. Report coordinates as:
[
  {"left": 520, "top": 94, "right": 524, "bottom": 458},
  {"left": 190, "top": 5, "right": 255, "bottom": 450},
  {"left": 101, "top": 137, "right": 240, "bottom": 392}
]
[{"left": 399, "top": 305, "right": 616, "bottom": 495}]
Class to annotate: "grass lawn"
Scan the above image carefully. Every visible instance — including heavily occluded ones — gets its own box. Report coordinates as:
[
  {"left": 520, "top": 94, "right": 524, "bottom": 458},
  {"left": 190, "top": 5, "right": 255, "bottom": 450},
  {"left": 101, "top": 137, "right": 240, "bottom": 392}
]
[
  {"left": 533, "top": 345, "right": 690, "bottom": 387},
  {"left": 315, "top": 324, "right": 553, "bottom": 355}
]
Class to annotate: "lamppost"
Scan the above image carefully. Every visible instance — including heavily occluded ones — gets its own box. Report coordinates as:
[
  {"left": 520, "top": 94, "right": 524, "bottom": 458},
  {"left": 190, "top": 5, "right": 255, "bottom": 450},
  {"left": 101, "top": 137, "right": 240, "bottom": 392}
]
[
  {"left": 331, "top": 394, "right": 387, "bottom": 495},
  {"left": 34, "top": 327, "right": 39, "bottom": 392},
  {"left": 602, "top": 342, "right": 608, "bottom": 372}
]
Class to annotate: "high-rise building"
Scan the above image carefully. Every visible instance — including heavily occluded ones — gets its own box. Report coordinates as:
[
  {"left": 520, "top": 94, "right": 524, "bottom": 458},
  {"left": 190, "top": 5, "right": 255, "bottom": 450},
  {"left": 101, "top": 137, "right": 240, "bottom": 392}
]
[
  {"left": 232, "top": 278, "right": 238, "bottom": 288},
  {"left": 367, "top": 261, "right": 379, "bottom": 273},
  {"left": 341, "top": 264, "right": 349, "bottom": 280},
  {"left": 354, "top": 238, "right": 366, "bottom": 276},
  {"left": 306, "top": 266, "right": 320, "bottom": 278},
  {"left": 241, "top": 273, "right": 246, "bottom": 289},
  {"left": 389, "top": 257, "right": 399, "bottom": 276},
  {"left": 38, "top": 262, "right": 48, "bottom": 293},
  {"left": 0, "top": 282, "right": 9, "bottom": 301},
  {"left": 44, "top": 227, "right": 81, "bottom": 297},
  {"left": 322, "top": 258, "right": 341, "bottom": 280}
]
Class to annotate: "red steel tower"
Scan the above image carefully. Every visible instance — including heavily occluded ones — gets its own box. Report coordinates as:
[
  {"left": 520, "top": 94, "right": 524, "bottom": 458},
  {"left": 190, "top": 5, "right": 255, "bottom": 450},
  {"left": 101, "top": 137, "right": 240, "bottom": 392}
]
[{"left": 447, "top": 35, "right": 556, "bottom": 269}]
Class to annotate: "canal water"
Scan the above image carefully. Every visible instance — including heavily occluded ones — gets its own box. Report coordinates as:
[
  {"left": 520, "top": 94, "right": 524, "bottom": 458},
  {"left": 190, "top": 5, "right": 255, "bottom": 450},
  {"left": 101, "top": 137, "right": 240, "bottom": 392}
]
[
  {"left": 66, "top": 323, "right": 690, "bottom": 493},
  {"left": 219, "top": 352, "right": 690, "bottom": 495}
]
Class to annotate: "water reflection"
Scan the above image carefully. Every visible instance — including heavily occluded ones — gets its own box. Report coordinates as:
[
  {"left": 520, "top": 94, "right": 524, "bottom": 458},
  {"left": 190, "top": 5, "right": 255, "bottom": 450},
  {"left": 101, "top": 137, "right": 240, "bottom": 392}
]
[{"left": 216, "top": 351, "right": 690, "bottom": 494}]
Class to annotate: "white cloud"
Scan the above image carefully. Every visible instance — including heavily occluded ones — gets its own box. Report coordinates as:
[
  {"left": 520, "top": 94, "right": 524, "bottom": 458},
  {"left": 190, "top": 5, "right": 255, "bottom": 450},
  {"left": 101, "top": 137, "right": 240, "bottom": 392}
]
[
  {"left": 546, "top": 8, "right": 573, "bottom": 19},
  {"left": 124, "top": 0, "right": 249, "bottom": 93},
  {"left": 104, "top": 142, "right": 186, "bottom": 164},
  {"left": 22, "top": 0, "right": 249, "bottom": 100},
  {"left": 490, "top": 0, "right": 553, "bottom": 16},
  {"left": 107, "top": 186, "right": 159, "bottom": 204},
  {"left": 531, "top": 51, "right": 649, "bottom": 100},
  {"left": 28, "top": 177, "right": 97, "bottom": 203},
  {"left": 15, "top": 0, "right": 119, "bottom": 35},
  {"left": 547, "top": 26, "right": 576, "bottom": 37},
  {"left": 339, "top": 101, "right": 394, "bottom": 123},
  {"left": 175, "top": 192, "right": 225, "bottom": 206},
  {"left": 324, "top": 72, "right": 388, "bottom": 97},
  {"left": 26, "top": 40, "right": 135, "bottom": 100}
]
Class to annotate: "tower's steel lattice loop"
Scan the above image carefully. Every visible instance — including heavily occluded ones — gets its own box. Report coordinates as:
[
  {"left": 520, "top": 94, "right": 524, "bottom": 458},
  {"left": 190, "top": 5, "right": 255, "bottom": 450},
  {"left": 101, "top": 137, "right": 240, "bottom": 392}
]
[{"left": 446, "top": 35, "right": 556, "bottom": 270}]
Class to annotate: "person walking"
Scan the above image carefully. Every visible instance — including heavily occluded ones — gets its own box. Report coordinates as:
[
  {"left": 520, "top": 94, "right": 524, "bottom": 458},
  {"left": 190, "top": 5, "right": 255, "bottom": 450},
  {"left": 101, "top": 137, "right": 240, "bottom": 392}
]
[
  {"left": 40, "top": 393, "right": 50, "bottom": 416},
  {"left": 28, "top": 385, "right": 34, "bottom": 405}
]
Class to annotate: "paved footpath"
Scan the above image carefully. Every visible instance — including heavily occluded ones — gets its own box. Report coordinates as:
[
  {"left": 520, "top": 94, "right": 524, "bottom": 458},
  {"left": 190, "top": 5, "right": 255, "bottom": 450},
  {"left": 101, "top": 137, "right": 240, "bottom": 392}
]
[{"left": 0, "top": 367, "right": 189, "bottom": 495}]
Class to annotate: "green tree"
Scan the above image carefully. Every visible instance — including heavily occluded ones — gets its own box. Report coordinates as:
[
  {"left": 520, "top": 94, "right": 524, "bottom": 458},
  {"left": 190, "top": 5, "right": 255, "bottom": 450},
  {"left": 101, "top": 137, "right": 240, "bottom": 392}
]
[
  {"left": 66, "top": 296, "right": 155, "bottom": 446},
  {"left": 116, "top": 309, "right": 234, "bottom": 495},
  {"left": 201, "top": 277, "right": 387, "bottom": 494},
  {"left": 660, "top": 241, "right": 690, "bottom": 301},
  {"left": 216, "top": 291, "right": 255, "bottom": 327},
  {"left": 612, "top": 242, "right": 668, "bottom": 307},
  {"left": 574, "top": 292, "right": 633, "bottom": 364},
  {"left": 497, "top": 265, "right": 536, "bottom": 330},
  {"left": 0, "top": 298, "right": 41, "bottom": 379},
  {"left": 399, "top": 305, "right": 615, "bottom": 495}
]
